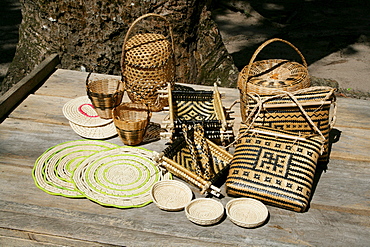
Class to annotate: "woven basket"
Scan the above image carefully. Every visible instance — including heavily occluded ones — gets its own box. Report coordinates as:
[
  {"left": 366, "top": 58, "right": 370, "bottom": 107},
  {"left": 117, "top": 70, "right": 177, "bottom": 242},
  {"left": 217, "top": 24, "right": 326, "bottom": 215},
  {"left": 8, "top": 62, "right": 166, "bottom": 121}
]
[
  {"left": 226, "top": 198, "right": 269, "bottom": 228},
  {"left": 86, "top": 73, "right": 124, "bottom": 119},
  {"left": 238, "top": 38, "right": 310, "bottom": 96},
  {"left": 150, "top": 180, "right": 193, "bottom": 211},
  {"left": 185, "top": 198, "right": 224, "bottom": 226},
  {"left": 121, "top": 13, "right": 175, "bottom": 112},
  {"left": 243, "top": 87, "right": 337, "bottom": 163},
  {"left": 113, "top": 103, "right": 151, "bottom": 146}
]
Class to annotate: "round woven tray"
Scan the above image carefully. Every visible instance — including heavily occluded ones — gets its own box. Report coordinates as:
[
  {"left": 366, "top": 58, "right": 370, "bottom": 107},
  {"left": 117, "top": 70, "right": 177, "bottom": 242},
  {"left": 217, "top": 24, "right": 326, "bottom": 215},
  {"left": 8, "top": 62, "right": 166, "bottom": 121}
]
[
  {"left": 185, "top": 198, "right": 224, "bottom": 226},
  {"left": 63, "top": 96, "right": 112, "bottom": 127},
  {"left": 69, "top": 121, "right": 117, "bottom": 139},
  {"left": 72, "top": 147, "right": 172, "bottom": 208},
  {"left": 32, "top": 140, "right": 119, "bottom": 197},
  {"left": 226, "top": 198, "right": 269, "bottom": 228},
  {"left": 150, "top": 180, "right": 193, "bottom": 211}
]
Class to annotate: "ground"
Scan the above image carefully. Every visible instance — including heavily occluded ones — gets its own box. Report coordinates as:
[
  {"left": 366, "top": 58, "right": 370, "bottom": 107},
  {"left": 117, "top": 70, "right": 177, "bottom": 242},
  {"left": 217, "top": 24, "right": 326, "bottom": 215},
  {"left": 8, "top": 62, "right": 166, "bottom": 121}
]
[{"left": 1, "top": 0, "right": 370, "bottom": 99}]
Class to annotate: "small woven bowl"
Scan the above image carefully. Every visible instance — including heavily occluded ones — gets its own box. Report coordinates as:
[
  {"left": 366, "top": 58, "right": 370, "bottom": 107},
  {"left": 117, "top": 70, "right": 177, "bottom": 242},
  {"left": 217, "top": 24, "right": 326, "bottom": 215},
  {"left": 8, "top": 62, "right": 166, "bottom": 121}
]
[
  {"left": 150, "top": 180, "right": 193, "bottom": 211},
  {"left": 226, "top": 198, "right": 269, "bottom": 228},
  {"left": 185, "top": 198, "right": 224, "bottom": 226}
]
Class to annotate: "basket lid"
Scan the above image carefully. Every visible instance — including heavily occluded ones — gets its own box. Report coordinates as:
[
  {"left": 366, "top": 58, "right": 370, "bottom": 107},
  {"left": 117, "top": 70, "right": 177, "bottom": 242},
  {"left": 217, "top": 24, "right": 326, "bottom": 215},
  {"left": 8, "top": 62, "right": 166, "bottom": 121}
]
[
  {"left": 247, "top": 59, "right": 310, "bottom": 92},
  {"left": 124, "top": 33, "right": 172, "bottom": 68}
]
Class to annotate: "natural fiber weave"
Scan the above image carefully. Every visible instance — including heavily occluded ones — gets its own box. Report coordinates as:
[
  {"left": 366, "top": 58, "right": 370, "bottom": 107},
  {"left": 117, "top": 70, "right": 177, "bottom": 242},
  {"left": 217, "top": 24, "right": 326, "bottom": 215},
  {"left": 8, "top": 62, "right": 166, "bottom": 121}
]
[
  {"left": 63, "top": 96, "right": 112, "bottom": 127},
  {"left": 113, "top": 103, "right": 151, "bottom": 145},
  {"left": 121, "top": 13, "right": 175, "bottom": 112},
  {"left": 150, "top": 180, "right": 193, "bottom": 211},
  {"left": 72, "top": 147, "right": 171, "bottom": 208},
  {"left": 32, "top": 140, "right": 119, "bottom": 197},
  {"left": 238, "top": 38, "right": 310, "bottom": 96},
  {"left": 69, "top": 121, "right": 117, "bottom": 139},
  {"left": 226, "top": 125, "right": 325, "bottom": 212},
  {"left": 226, "top": 198, "right": 268, "bottom": 228},
  {"left": 86, "top": 74, "right": 124, "bottom": 119},
  {"left": 185, "top": 198, "right": 224, "bottom": 226},
  {"left": 242, "top": 86, "right": 336, "bottom": 162}
]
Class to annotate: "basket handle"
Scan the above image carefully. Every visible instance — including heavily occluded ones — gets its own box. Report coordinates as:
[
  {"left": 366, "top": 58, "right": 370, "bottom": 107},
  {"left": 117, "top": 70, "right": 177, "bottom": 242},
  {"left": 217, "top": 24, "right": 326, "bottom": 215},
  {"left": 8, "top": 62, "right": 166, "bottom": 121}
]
[
  {"left": 120, "top": 13, "right": 175, "bottom": 72},
  {"left": 237, "top": 38, "right": 308, "bottom": 91}
]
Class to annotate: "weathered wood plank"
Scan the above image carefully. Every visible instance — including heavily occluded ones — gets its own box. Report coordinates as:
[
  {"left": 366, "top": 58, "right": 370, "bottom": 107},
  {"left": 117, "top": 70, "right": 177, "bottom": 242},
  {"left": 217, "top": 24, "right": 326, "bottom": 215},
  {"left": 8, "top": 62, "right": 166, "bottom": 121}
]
[{"left": 0, "top": 54, "right": 60, "bottom": 121}]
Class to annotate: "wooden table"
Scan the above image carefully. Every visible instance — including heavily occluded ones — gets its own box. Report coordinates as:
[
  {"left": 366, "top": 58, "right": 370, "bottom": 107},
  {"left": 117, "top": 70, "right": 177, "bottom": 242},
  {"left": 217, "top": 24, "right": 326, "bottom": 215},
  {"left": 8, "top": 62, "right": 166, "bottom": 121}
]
[{"left": 1, "top": 68, "right": 369, "bottom": 246}]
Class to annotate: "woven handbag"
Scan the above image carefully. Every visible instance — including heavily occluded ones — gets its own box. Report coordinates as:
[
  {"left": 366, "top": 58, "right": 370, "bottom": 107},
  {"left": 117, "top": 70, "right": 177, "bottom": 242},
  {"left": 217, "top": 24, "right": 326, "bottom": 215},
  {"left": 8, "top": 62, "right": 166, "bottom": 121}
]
[
  {"left": 226, "top": 99, "right": 326, "bottom": 212},
  {"left": 238, "top": 38, "right": 310, "bottom": 97},
  {"left": 86, "top": 73, "right": 124, "bottom": 119},
  {"left": 121, "top": 13, "right": 175, "bottom": 112},
  {"left": 159, "top": 124, "right": 233, "bottom": 197},
  {"left": 243, "top": 86, "right": 336, "bottom": 163}
]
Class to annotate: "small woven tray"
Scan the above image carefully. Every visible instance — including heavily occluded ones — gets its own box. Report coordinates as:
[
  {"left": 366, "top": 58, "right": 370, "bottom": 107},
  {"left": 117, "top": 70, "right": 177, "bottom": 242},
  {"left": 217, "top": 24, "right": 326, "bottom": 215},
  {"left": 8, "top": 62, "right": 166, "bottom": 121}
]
[
  {"left": 63, "top": 96, "right": 112, "bottom": 127},
  {"left": 72, "top": 147, "right": 172, "bottom": 208},
  {"left": 226, "top": 198, "right": 269, "bottom": 228},
  {"left": 185, "top": 198, "right": 224, "bottom": 226},
  {"left": 32, "top": 140, "right": 119, "bottom": 197},
  {"left": 150, "top": 180, "right": 193, "bottom": 211}
]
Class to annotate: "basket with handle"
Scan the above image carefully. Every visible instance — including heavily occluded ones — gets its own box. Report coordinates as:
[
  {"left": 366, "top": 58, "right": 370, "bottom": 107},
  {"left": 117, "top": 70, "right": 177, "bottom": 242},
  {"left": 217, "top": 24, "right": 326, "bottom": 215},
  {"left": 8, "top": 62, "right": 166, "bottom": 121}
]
[
  {"left": 238, "top": 38, "right": 310, "bottom": 96},
  {"left": 86, "top": 72, "right": 124, "bottom": 119},
  {"left": 121, "top": 13, "right": 175, "bottom": 112},
  {"left": 113, "top": 103, "right": 151, "bottom": 146}
]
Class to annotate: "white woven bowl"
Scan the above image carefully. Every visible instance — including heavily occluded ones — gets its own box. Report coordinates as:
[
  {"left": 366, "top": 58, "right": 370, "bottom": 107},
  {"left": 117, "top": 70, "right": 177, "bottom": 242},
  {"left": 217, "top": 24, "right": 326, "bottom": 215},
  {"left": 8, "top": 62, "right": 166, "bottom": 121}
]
[
  {"left": 185, "top": 198, "right": 224, "bottom": 226},
  {"left": 226, "top": 198, "right": 268, "bottom": 228},
  {"left": 150, "top": 180, "right": 193, "bottom": 211}
]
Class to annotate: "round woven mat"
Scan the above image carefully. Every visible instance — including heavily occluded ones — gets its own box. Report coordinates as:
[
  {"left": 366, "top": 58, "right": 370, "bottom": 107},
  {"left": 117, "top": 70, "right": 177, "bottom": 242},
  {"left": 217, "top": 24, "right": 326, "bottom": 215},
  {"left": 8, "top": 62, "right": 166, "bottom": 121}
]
[
  {"left": 32, "top": 140, "right": 119, "bottom": 197},
  {"left": 63, "top": 96, "right": 112, "bottom": 127},
  {"left": 73, "top": 146, "right": 171, "bottom": 208},
  {"left": 69, "top": 121, "right": 117, "bottom": 139}
]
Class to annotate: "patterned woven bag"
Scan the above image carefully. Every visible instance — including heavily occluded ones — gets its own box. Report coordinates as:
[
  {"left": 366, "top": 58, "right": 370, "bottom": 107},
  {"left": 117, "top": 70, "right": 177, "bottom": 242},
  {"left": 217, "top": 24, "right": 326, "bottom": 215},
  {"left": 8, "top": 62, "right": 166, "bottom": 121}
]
[
  {"left": 226, "top": 97, "right": 326, "bottom": 212},
  {"left": 226, "top": 125, "right": 325, "bottom": 212},
  {"left": 242, "top": 86, "right": 336, "bottom": 163}
]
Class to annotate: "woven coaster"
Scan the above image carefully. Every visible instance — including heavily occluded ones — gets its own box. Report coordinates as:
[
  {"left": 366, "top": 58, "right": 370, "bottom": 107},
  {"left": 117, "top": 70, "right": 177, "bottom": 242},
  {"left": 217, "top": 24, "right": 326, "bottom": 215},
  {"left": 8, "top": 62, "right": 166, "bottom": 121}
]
[
  {"left": 63, "top": 96, "right": 112, "bottom": 127},
  {"left": 32, "top": 140, "right": 119, "bottom": 197},
  {"left": 73, "top": 146, "right": 172, "bottom": 208},
  {"left": 69, "top": 121, "right": 117, "bottom": 139}
]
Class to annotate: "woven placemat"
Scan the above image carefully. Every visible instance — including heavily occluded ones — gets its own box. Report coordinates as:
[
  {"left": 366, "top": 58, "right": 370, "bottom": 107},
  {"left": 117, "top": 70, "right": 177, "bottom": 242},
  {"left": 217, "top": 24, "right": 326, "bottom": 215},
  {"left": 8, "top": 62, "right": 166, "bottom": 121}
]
[
  {"left": 32, "top": 140, "right": 119, "bottom": 197},
  {"left": 73, "top": 146, "right": 172, "bottom": 208},
  {"left": 69, "top": 121, "right": 117, "bottom": 139},
  {"left": 63, "top": 96, "right": 112, "bottom": 127}
]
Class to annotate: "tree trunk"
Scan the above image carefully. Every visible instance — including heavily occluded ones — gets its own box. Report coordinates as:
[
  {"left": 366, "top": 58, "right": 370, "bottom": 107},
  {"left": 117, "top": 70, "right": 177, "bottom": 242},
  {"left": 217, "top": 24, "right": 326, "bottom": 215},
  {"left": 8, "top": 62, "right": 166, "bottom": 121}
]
[{"left": 1, "top": 0, "right": 238, "bottom": 94}]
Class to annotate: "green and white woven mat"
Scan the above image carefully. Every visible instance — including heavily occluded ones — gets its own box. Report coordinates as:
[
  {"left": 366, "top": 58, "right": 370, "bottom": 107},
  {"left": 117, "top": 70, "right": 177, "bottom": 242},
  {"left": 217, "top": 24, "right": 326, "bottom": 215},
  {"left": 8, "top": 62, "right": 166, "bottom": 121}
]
[{"left": 72, "top": 146, "right": 171, "bottom": 208}]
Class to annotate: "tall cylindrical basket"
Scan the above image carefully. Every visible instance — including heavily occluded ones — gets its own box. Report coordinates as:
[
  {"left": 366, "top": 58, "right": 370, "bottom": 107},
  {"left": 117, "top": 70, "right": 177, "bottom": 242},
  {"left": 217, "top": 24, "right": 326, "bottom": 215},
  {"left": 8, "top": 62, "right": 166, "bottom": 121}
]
[{"left": 121, "top": 13, "right": 175, "bottom": 112}]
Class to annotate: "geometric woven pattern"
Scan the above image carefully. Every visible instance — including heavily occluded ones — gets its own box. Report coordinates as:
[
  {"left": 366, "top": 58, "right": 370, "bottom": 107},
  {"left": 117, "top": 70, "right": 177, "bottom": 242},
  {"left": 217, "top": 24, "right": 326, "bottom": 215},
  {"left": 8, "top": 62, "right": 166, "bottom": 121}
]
[
  {"left": 72, "top": 147, "right": 172, "bottom": 208},
  {"left": 32, "top": 140, "right": 119, "bottom": 198},
  {"left": 226, "top": 125, "right": 324, "bottom": 212}
]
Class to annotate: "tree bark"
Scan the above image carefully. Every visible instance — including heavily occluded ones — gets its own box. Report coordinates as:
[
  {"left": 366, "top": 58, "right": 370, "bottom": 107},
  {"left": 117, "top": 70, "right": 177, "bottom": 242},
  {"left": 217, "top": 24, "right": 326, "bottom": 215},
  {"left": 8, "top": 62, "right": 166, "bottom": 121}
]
[{"left": 1, "top": 0, "right": 238, "bottom": 94}]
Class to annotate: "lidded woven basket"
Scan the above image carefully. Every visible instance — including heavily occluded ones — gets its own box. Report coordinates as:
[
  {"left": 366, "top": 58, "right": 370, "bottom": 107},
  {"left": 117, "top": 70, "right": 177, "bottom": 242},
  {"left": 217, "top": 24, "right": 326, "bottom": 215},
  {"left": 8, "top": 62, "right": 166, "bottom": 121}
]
[
  {"left": 121, "top": 13, "right": 175, "bottom": 112},
  {"left": 238, "top": 38, "right": 310, "bottom": 96}
]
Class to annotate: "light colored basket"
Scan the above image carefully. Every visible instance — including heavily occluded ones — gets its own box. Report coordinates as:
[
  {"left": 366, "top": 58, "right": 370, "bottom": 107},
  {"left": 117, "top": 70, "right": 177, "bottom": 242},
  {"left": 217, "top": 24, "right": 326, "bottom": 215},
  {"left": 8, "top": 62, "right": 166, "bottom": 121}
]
[
  {"left": 185, "top": 198, "right": 224, "bottom": 226},
  {"left": 238, "top": 38, "right": 310, "bottom": 96},
  {"left": 121, "top": 13, "right": 175, "bottom": 112},
  {"left": 226, "top": 198, "right": 269, "bottom": 228},
  {"left": 113, "top": 103, "right": 151, "bottom": 146},
  {"left": 150, "top": 180, "right": 193, "bottom": 211},
  {"left": 86, "top": 74, "right": 124, "bottom": 119}
]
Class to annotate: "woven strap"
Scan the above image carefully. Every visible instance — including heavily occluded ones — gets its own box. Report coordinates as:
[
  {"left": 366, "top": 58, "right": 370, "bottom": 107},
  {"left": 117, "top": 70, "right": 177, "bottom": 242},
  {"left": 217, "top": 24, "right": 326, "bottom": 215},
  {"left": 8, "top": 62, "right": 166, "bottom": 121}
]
[
  {"left": 194, "top": 124, "right": 213, "bottom": 180},
  {"left": 238, "top": 38, "right": 308, "bottom": 91},
  {"left": 182, "top": 124, "right": 203, "bottom": 178}
]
